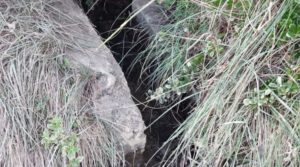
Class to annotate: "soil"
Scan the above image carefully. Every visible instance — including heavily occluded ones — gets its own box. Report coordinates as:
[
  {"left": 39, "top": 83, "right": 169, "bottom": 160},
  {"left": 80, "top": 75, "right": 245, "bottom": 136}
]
[{"left": 80, "top": 1, "right": 190, "bottom": 166}]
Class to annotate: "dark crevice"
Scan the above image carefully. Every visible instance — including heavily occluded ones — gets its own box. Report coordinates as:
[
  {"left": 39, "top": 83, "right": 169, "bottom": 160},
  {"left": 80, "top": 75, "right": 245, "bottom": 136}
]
[{"left": 80, "top": 1, "right": 190, "bottom": 166}]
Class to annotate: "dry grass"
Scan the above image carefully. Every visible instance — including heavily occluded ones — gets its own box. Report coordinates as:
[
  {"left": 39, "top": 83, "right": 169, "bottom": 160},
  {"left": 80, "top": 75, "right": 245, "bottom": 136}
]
[
  {"left": 134, "top": 0, "right": 300, "bottom": 166},
  {"left": 0, "top": 0, "right": 123, "bottom": 166}
]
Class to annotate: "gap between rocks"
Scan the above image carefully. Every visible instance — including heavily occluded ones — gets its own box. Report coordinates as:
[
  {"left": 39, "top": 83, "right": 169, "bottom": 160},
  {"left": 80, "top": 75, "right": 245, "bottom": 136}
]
[{"left": 80, "top": 1, "right": 190, "bottom": 166}]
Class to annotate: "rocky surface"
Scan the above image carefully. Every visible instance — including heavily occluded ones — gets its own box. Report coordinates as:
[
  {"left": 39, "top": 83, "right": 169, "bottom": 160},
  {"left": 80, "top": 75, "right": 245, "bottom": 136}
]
[
  {"left": 132, "top": 0, "right": 168, "bottom": 35},
  {"left": 56, "top": 0, "right": 146, "bottom": 154}
]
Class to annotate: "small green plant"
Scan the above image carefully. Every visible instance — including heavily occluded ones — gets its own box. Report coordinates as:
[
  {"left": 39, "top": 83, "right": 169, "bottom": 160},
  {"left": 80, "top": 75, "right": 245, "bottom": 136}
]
[
  {"left": 278, "top": 2, "right": 300, "bottom": 40},
  {"left": 244, "top": 46, "right": 300, "bottom": 108},
  {"left": 148, "top": 53, "right": 204, "bottom": 103},
  {"left": 203, "top": 39, "right": 224, "bottom": 57},
  {"left": 148, "top": 75, "right": 189, "bottom": 104},
  {"left": 243, "top": 77, "right": 280, "bottom": 107},
  {"left": 42, "top": 117, "right": 83, "bottom": 167},
  {"left": 243, "top": 74, "right": 300, "bottom": 107}
]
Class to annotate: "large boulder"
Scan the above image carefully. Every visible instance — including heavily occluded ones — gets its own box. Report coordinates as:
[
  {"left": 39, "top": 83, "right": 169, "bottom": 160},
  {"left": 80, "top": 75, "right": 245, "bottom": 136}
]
[{"left": 57, "top": 0, "right": 146, "bottom": 153}]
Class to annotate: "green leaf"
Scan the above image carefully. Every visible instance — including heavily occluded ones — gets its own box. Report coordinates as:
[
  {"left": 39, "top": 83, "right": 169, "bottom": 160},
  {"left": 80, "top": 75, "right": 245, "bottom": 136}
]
[
  {"left": 67, "top": 146, "right": 79, "bottom": 159},
  {"left": 48, "top": 116, "right": 62, "bottom": 130},
  {"left": 243, "top": 98, "right": 253, "bottom": 106},
  {"left": 41, "top": 130, "right": 50, "bottom": 146}
]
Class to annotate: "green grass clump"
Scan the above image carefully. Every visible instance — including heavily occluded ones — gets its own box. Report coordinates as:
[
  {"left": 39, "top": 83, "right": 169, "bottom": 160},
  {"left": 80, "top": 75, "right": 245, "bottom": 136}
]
[{"left": 135, "top": 0, "right": 300, "bottom": 166}]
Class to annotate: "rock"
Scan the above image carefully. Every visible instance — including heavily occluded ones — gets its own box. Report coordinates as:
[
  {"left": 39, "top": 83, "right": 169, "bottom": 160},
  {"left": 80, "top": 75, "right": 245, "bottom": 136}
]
[
  {"left": 132, "top": 0, "right": 168, "bottom": 36},
  {"left": 55, "top": 0, "right": 146, "bottom": 153}
]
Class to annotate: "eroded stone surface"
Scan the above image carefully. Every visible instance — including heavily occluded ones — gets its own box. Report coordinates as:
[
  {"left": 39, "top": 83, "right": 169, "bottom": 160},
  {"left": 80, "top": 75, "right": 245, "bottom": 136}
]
[
  {"left": 55, "top": 0, "right": 146, "bottom": 154},
  {"left": 132, "top": 0, "right": 168, "bottom": 35}
]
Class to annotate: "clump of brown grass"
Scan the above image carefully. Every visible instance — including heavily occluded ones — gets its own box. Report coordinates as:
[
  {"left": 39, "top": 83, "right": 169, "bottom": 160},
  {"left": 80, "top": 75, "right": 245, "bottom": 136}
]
[
  {"left": 134, "top": 0, "right": 300, "bottom": 166},
  {"left": 0, "top": 0, "right": 123, "bottom": 166}
]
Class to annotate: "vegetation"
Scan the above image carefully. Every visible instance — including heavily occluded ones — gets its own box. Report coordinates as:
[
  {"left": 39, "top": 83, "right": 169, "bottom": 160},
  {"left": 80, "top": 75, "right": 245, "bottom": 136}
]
[
  {"left": 42, "top": 117, "right": 83, "bottom": 167},
  {"left": 136, "top": 0, "right": 300, "bottom": 166},
  {"left": 0, "top": 0, "right": 122, "bottom": 166},
  {"left": 2, "top": 0, "right": 300, "bottom": 166}
]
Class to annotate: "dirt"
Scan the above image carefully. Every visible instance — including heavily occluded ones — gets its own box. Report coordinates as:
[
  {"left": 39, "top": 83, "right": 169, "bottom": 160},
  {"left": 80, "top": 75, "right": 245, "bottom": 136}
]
[{"left": 80, "top": 0, "right": 190, "bottom": 166}]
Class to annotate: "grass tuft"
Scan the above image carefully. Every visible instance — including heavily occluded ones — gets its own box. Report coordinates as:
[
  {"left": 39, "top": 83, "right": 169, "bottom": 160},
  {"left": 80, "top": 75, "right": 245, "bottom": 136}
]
[
  {"left": 135, "top": 0, "right": 300, "bottom": 166},
  {"left": 0, "top": 0, "right": 123, "bottom": 166}
]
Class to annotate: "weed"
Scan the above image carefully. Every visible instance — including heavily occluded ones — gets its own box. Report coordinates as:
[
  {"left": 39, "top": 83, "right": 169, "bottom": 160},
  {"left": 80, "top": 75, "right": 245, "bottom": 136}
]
[
  {"left": 42, "top": 117, "right": 83, "bottom": 167},
  {"left": 279, "top": 2, "right": 300, "bottom": 40}
]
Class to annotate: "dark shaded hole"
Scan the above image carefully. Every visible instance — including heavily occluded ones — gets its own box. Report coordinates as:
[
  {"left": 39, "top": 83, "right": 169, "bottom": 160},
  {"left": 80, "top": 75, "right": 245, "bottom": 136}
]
[{"left": 79, "top": 0, "right": 191, "bottom": 166}]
